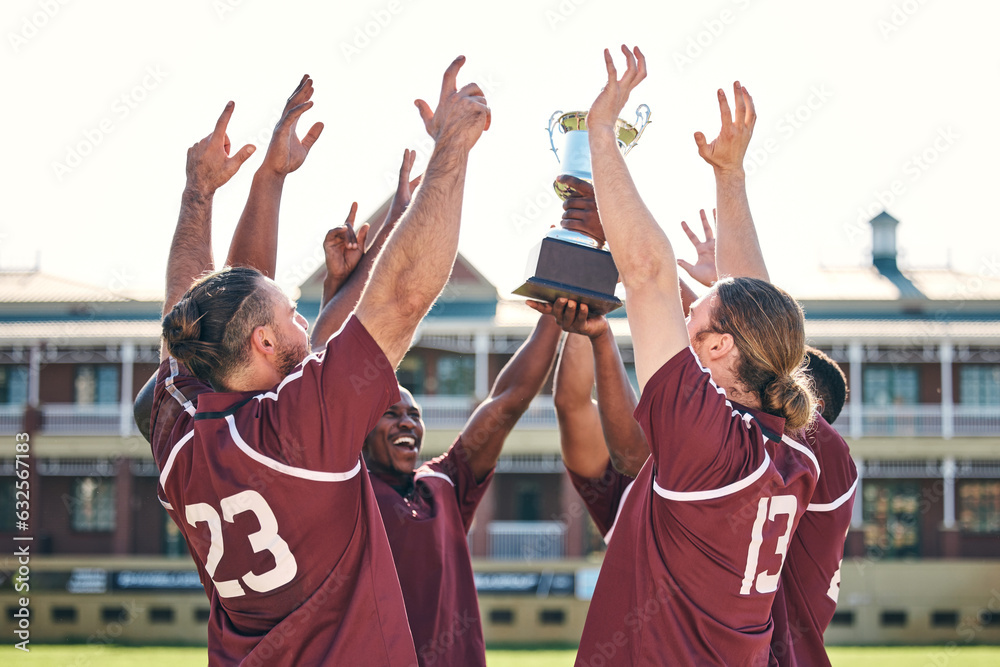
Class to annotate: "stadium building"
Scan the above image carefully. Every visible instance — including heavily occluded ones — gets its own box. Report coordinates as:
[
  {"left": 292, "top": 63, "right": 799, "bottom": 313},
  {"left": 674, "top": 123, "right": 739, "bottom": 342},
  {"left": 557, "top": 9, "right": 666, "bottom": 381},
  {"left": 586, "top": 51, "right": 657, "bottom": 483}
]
[{"left": 2, "top": 211, "right": 999, "bottom": 646}]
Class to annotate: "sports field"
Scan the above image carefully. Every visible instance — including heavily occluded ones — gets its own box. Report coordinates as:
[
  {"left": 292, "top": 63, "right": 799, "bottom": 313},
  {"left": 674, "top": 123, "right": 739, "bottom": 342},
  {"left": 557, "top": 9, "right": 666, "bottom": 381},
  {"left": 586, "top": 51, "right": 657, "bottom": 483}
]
[{"left": 1, "top": 645, "right": 999, "bottom": 665}]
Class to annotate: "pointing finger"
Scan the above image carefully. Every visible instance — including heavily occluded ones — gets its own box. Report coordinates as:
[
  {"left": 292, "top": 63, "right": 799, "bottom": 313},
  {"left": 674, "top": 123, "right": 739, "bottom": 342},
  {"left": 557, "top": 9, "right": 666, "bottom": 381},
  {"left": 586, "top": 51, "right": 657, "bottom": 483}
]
[
  {"left": 439, "top": 55, "right": 466, "bottom": 107},
  {"left": 212, "top": 101, "right": 235, "bottom": 143}
]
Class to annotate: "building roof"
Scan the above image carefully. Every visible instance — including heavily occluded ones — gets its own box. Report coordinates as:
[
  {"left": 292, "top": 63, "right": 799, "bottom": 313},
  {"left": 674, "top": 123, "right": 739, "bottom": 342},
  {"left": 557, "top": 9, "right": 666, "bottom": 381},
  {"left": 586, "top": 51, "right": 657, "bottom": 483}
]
[
  {"left": 794, "top": 266, "right": 1000, "bottom": 302},
  {"left": 0, "top": 270, "right": 135, "bottom": 304},
  {"left": 0, "top": 320, "right": 162, "bottom": 343}
]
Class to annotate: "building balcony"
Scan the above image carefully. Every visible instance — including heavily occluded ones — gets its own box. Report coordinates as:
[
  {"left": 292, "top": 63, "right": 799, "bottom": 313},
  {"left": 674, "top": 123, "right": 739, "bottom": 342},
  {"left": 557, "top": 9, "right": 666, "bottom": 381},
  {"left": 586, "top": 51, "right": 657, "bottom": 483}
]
[
  {"left": 483, "top": 521, "right": 567, "bottom": 561},
  {"left": 2, "top": 398, "right": 998, "bottom": 439}
]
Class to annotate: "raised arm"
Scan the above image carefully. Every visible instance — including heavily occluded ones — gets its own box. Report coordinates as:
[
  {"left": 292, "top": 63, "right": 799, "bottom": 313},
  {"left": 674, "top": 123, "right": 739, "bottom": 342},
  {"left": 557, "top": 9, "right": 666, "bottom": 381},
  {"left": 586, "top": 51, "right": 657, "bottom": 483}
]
[
  {"left": 311, "top": 150, "right": 419, "bottom": 349},
  {"left": 459, "top": 314, "right": 562, "bottom": 482},
  {"left": 586, "top": 46, "right": 688, "bottom": 388},
  {"left": 141, "top": 102, "right": 255, "bottom": 438},
  {"left": 694, "top": 82, "right": 767, "bottom": 281},
  {"left": 354, "top": 56, "right": 490, "bottom": 366},
  {"left": 225, "top": 75, "right": 324, "bottom": 278},
  {"left": 553, "top": 332, "right": 607, "bottom": 479},
  {"left": 162, "top": 102, "right": 256, "bottom": 349},
  {"left": 537, "top": 298, "right": 650, "bottom": 476}
]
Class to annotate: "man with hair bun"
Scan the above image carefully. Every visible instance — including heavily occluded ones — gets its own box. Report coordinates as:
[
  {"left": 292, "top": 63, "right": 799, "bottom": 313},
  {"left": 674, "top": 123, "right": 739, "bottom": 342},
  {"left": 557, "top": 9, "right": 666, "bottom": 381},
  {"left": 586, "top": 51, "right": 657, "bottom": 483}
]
[
  {"left": 529, "top": 47, "right": 820, "bottom": 666},
  {"left": 147, "top": 59, "right": 490, "bottom": 666}
]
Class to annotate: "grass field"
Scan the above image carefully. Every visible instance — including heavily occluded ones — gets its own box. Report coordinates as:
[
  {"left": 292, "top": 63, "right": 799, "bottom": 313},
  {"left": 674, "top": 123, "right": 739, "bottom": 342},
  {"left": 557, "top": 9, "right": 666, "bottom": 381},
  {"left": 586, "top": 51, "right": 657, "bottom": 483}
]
[{"left": 0, "top": 645, "right": 998, "bottom": 665}]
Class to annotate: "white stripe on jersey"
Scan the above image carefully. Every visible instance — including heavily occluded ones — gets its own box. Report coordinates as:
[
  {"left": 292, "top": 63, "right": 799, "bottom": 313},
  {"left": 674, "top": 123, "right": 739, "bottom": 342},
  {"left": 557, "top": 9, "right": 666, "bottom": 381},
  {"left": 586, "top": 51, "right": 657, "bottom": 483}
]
[
  {"left": 603, "top": 478, "right": 637, "bottom": 545},
  {"left": 160, "top": 429, "right": 194, "bottom": 489},
  {"left": 166, "top": 357, "right": 196, "bottom": 417},
  {"left": 689, "top": 348, "right": 757, "bottom": 427},
  {"left": 781, "top": 434, "right": 821, "bottom": 480},
  {"left": 808, "top": 476, "right": 859, "bottom": 512},
  {"left": 653, "top": 451, "right": 772, "bottom": 502},
  {"left": 414, "top": 470, "right": 455, "bottom": 487},
  {"left": 225, "top": 415, "right": 362, "bottom": 482},
  {"left": 158, "top": 496, "right": 174, "bottom": 511}
]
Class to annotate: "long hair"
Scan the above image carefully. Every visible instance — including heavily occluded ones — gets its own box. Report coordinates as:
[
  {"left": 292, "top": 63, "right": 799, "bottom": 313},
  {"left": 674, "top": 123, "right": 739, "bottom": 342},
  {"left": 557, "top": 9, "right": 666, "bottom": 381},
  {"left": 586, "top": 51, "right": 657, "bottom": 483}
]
[
  {"left": 161, "top": 266, "right": 275, "bottom": 390},
  {"left": 704, "top": 277, "right": 816, "bottom": 430}
]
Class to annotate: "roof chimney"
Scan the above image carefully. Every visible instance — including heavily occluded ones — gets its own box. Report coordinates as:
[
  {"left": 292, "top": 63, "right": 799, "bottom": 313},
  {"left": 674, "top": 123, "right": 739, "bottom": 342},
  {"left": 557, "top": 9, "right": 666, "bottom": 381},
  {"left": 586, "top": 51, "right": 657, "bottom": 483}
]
[
  {"left": 868, "top": 210, "right": 924, "bottom": 299},
  {"left": 870, "top": 210, "right": 899, "bottom": 273}
]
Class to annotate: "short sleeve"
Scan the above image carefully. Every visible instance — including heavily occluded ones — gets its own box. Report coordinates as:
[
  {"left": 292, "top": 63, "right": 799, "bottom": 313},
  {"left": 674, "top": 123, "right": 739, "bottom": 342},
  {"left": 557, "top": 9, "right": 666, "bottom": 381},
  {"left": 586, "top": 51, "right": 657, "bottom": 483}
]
[
  {"left": 634, "top": 347, "right": 768, "bottom": 495},
  {"left": 253, "top": 316, "right": 401, "bottom": 474},
  {"left": 150, "top": 357, "right": 212, "bottom": 466},
  {"left": 566, "top": 461, "right": 634, "bottom": 538},
  {"left": 418, "top": 436, "right": 493, "bottom": 533}
]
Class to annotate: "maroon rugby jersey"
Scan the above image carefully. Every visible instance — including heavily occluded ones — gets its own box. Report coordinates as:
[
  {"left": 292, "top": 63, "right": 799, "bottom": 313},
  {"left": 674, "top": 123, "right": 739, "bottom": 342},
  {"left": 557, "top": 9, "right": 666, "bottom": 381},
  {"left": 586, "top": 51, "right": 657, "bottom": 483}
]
[
  {"left": 770, "top": 413, "right": 857, "bottom": 666},
  {"left": 371, "top": 437, "right": 492, "bottom": 667},
  {"left": 566, "top": 461, "right": 636, "bottom": 542},
  {"left": 150, "top": 316, "right": 417, "bottom": 666},
  {"left": 575, "top": 347, "right": 819, "bottom": 667}
]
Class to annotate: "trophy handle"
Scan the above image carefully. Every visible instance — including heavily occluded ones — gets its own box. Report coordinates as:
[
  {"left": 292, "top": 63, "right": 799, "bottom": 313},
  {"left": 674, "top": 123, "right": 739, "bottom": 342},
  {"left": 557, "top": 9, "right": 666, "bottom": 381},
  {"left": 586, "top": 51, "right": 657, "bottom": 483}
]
[
  {"left": 547, "top": 110, "right": 564, "bottom": 162},
  {"left": 622, "top": 104, "right": 652, "bottom": 156}
]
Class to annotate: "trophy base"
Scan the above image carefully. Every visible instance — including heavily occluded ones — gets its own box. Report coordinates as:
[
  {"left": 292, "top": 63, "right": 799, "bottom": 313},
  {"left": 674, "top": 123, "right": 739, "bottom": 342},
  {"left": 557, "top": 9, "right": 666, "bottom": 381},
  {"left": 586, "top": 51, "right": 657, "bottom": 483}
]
[
  {"left": 512, "top": 237, "right": 622, "bottom": 315},
  {"left": 514, "top": 277, "right": 622, "bottom": 315}
]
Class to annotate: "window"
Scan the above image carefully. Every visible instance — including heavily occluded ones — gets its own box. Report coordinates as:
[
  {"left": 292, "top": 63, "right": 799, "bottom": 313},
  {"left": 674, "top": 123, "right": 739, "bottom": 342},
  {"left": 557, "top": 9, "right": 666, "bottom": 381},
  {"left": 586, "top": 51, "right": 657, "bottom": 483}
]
[
  {"left": 960, "top": 365, "right": 1000, "bottom": 406},
  {"left": 70, "top": 477, "right": 116, "bottom": 531},
  {"left": 514, "top": 480, "right": 541, "bottom": 521},
  {"left": 435, "top": 354, "right": 475, "bottom": 396},
  {"left": 863, "top": 366, "right": 919, "bottom": 405},
  {"left": 0, "top": 478, "right": 15, "bottom": 532},
  {"left": 74, "top": 365, "right": 119, "bottom": 404},
  {"left": 0, "top": 365, "right": 28, "bottom": 405},
  {"left": 862, "top": 481, "right": 920, "bottom": 559},
  {"left": 396, "top": 355, "right": 425, "bottom": 395},
  {"left": 958, "top": 481, "right": 1000, "bottom": 533}
]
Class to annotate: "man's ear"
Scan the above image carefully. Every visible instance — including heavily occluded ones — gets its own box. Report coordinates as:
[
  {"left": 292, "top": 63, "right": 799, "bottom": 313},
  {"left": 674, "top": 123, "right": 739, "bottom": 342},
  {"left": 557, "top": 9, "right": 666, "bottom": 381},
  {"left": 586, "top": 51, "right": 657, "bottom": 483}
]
[
  {"left": 708, "top": 332, "right": 735, "bottom": 361},
  {"left": 250, "top": 324, "right": 277, "bottom": 357},
  {"left": 815, "top": 397, "right": 826, "bottom": 416}
]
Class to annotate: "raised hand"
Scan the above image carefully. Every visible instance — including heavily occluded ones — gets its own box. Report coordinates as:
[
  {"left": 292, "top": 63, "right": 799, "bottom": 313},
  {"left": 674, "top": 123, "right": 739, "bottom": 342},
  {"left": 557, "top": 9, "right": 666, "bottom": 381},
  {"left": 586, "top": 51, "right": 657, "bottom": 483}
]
[
  {"left": 677, "top": 209, "right": 718, "bottom": 287},
  {"left": 261, "top": 74, "right": 324, "bottom": 177},
  {"left": 588, "top": 45, "right": 646, "bottom": 133},
  {"left": 414, "top": 56, "right": 490, "bottom": 151},
  {"left": 185, "top": 101, "right": 256, "bottom": 196},
  {"left": 324, "top": 202, "right": 370, "bottom": 286},
  {"left": 528, "top": 298, "right": 609, "bottom": 340},
  {"left": 694, "top": 81, "right": 756, "bottom": 174},
  {"left": 385, "top": 149, "right": 422, "bottom": 230}
]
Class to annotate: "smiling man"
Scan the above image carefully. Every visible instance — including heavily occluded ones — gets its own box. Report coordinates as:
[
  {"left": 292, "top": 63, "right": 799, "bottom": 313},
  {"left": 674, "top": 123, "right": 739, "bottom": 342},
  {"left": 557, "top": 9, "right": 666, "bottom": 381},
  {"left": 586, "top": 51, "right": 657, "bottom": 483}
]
[{"left": 359, "top": 319, "right": 561, "bottom": 667}]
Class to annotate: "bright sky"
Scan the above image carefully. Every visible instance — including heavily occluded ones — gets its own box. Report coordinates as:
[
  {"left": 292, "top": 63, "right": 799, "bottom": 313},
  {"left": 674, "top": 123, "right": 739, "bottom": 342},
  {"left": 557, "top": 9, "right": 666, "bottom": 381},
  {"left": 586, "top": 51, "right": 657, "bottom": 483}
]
[{"left": 3, "top": 0, "right": 998, "bottom": 301}]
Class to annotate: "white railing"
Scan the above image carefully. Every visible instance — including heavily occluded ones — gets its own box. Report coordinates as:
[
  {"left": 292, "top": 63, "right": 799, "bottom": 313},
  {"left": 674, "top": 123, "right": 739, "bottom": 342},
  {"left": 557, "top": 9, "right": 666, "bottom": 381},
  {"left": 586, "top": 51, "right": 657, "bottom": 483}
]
[
  {"left": 832, "top": 404, "right": 1000, "bottom": 438},
  {"left": 414, "top": 395, "right": 558, "bottom": 430},
  {"left": 0, "top": 404, "right": 24, "bottom": 434},
  {"left": 41, "top": 404, "right": 121, "bottom": 435},
  {"left": 487, "top": 521, "right": 566, "bottom": 561},
  {"left": 954, "top": 405, "right": 1000, "bottom": 436}
]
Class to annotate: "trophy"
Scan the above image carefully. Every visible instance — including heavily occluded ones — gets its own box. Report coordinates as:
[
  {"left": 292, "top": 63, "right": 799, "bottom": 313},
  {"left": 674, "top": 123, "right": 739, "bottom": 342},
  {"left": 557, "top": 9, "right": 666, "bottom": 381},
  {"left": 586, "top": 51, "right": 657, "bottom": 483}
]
[{"left": 513, "top": 105, "right": 651, "bottom": 315}]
